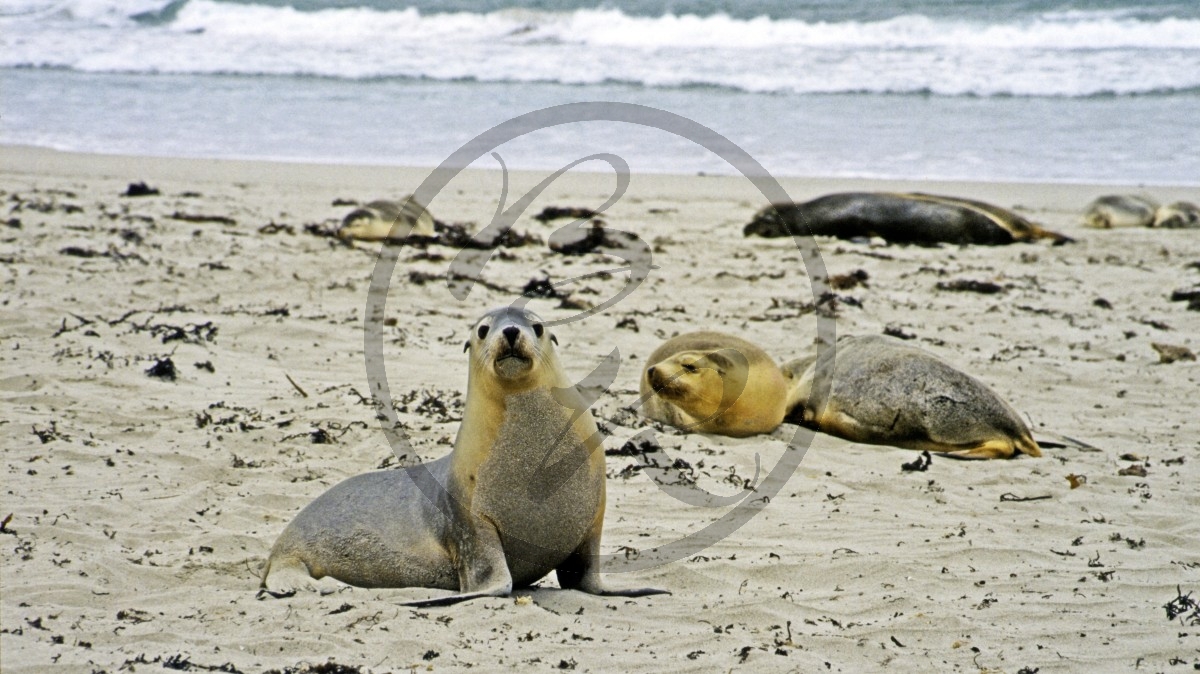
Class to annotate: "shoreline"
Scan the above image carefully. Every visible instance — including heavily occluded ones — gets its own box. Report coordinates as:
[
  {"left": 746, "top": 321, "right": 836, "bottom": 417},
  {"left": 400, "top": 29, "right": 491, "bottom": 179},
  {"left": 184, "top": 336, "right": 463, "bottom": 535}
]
[
  {"left": 8, "top": 143, "right": 1200, "bottom": 191},
  {"left": 2, "top": 142, "right": 1198, "bottom": 672}
]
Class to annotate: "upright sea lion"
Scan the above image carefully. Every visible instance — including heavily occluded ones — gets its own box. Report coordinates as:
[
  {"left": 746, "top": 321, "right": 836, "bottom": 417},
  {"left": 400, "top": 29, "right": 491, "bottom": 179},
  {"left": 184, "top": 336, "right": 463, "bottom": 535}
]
[
  {"left": 1083, "top": 195, "right": 1159, "bottom": 229},
  {"left": 1153, "top": 201, "right": 1200, "bottom": 229},
  {"left": 744, "top": 192, "right": 1070, "bottom": 246},
  {"left": 640, "top": 332, "right": 793, "bottom": 437},
  {"left": 784, "top": 335, "right": 1041, "bottom": 460},
  {"left": 261, "top": 307, "right": 668, "bottom": 606},
  {"left": 336, "top": 195, "right": 436, "bottom": 241}
]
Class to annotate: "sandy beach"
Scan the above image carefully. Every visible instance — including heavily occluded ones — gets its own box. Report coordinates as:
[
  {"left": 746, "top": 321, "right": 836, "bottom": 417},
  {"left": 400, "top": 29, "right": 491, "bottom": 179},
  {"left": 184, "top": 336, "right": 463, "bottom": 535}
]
[{"left": 2, "top": 144, "right": 1198, "bottom": 672}]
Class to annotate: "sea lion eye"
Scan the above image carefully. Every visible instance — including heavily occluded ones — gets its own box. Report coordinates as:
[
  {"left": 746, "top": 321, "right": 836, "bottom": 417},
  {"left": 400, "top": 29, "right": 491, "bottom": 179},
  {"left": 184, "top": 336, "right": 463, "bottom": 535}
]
[
  {"left": 682, "top": 363, "right": 698, "bottom": 373},
  {"left": 533, "top": 323, "right": 544, "bottom": 338},
  {"left": 477, "top": 325, "right": 489, "bottom": 339}
]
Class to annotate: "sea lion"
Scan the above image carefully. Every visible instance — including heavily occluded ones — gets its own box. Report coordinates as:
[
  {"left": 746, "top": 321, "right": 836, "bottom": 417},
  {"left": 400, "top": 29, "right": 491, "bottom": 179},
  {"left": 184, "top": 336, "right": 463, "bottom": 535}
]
[
  {"left": 336, "top": 195, "right": 436, "bottom": 241},
  {"left": 1153, "top": 201, "right": 1200, "bottom": 229},
  {"left": 640, "top": 331, "right": 793, "bottom": 437},
  {"left": 1083, "top": 195, "right": 1159, "bottom": 229},
  {"left": 261, "top": 307, "right": 668, "bottom": 606},
  {"left": 744, "top": 192, "right": 1071, "bottom": 246},
  {"left": 784, "top": 335, "right": 1041, "bottom": 460}
]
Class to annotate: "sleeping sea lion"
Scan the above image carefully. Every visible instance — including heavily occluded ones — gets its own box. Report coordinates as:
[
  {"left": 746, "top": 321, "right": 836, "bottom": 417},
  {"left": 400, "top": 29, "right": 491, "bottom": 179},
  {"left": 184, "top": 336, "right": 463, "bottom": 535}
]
[
  {"left": 784, "top": 335, "right": 1042, "bottom": 460},
  {"left": 745, "top": 192, "right": 1070, "bottom": 246}
]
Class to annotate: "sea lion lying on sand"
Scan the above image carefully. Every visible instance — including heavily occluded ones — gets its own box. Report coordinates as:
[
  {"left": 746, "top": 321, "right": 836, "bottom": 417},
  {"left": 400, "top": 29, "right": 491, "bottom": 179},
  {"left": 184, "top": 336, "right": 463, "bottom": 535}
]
[
  {"left": 336, "top": 195, "right": 436, "bottom": 241},
  {"left": 640, "top": 331, "right": 795, "bottom": 438},
  {"left": 784, "top": 335, "right": 1042, "bottom": 460},
  {"left": 1084, "top": 196, "right": 1200, "bottom": 229},
  {"left": 745, "top": 192, "right": 1071, "bottom": 246},
  {"left": 1153, "top": 201, "right": 1200, "bottom": 229}
]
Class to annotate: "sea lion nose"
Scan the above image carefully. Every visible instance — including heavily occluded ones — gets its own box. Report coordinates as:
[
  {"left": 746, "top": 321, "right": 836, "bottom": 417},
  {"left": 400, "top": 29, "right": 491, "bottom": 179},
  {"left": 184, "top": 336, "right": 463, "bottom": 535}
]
[{"left": 502, "top": 326, "right": 520, "bottom": 346}]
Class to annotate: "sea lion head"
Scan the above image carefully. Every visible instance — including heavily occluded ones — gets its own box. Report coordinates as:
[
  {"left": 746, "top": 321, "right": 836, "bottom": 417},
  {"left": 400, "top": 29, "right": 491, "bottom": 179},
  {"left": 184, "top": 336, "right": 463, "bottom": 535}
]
[
  {"left": 336, "top": 196, "right": 437, "bottom": 241},
  {"left": 743, "top": 203, "right": 794, "bottom": 238},
  {"left": 466, "top": 307, "right": 558, "bottom": 389},
  {"left": 645, "top": 348, "right": 749, "bottom": 424}
]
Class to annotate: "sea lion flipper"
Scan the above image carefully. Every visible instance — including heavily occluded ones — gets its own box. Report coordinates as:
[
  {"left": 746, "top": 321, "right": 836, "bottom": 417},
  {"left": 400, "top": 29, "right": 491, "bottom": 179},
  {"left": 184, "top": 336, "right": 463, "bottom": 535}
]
[
  {"left": 554, "top": 528, "right": 669, "bottom": 599},
  {"left": 398, "top": 518, "right": 514, "bottom": 607},
  {"left": 596, "top": 587, "right": 673, "bottom": 598},
  {"left": 259, "top": 555, "right": 345, "bottom": 597},
  {"left": 399, "top": 589, "right": 508, "bottom": 608},
  {"left": 942, "top": 439, "right": 1021, "bottom": 460}
]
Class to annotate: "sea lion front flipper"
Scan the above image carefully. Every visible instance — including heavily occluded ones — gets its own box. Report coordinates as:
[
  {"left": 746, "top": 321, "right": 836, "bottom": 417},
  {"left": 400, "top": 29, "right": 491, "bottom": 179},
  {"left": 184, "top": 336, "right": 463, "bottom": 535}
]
[
  {"left": 554, "top": 525, "right": 670, "bottom": 599},
  {"left": 398, "top": 517, "right": 514, "bottom": 607}
]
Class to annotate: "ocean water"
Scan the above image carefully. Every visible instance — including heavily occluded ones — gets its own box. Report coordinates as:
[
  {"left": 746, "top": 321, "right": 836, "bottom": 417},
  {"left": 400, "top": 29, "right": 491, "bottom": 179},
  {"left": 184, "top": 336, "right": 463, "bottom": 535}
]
[{"left": 3, "top": 0, "right": 1199, "bottom": 184}]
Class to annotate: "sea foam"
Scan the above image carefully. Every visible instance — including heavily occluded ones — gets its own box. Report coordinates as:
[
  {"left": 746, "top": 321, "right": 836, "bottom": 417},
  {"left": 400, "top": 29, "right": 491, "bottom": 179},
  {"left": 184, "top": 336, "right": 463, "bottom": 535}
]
[{"left": 3, "top": 0, "right": 1199, "bottom": 96}]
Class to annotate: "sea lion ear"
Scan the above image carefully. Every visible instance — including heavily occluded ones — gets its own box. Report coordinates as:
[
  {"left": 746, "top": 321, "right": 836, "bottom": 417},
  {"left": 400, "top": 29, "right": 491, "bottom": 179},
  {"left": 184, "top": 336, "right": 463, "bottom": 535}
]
[
  {"left": 704, "top": 351, "right": 736, "bottom": 373},
  {"left": 551, "top": 334, "right": 558, "bottom": 345},
  {"left": 463, "top": 340, "right": 471, "bottom": 353}
]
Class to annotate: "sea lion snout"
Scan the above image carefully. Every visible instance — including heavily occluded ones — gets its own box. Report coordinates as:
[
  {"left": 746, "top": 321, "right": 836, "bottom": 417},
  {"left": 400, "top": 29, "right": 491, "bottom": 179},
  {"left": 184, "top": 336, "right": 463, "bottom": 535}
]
[
  {"left": 646, "top": 364, "right": 684, "bottom": 395},
  {"left": 502, "top": 326, "right": 520, "bottom": 347}
]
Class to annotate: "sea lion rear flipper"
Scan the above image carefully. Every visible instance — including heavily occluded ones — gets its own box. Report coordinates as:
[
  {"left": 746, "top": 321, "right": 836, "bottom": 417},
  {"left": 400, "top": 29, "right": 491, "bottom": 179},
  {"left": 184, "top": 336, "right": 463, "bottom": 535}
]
[
  {"left": 258, "top": 554, "right": 345, "bottom": 598},
  {"left": 943, "top": 440, "right": 1019, "bottom": 460},
  {"left": 1031, "top": 432, "right": 1102, "bottom": 452}
]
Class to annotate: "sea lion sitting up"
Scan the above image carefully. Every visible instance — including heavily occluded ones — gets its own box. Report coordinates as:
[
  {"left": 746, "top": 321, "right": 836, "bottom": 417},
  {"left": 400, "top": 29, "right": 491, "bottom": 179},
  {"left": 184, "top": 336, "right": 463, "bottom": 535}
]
[
  {"left": 745, "top": 192, "right": 1071, "bottom": 246},
  {"left": 336, "top": 195, "right": 436, "bottom": 241},
  {"left": 641, "top": 332, "right": 794, "bottom": 437},
  {"left": 261, "top": 307, "right": 668, "bottom": 606},
  {"left": 784, "top": 335, "right": 1041, "bottom": 460}
]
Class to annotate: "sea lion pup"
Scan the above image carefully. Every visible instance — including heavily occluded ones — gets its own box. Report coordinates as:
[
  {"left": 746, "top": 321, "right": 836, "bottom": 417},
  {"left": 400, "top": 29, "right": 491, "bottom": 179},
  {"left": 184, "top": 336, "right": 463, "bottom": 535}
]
[
  {"left": 744, "top": 192, "right": 1070, "bottom": 246},
  {"left": 336, "top": 195, "right": 436, "bottom": 241},
  {"left": 1153, "top": 201, "right": 1200, "bottom": 229},
  {"left": 261, "top": 307, "right": 668, "bottom": 606},
  {"left": 641, "top": 331, "right": 792, "bottom": 437},
  {"left": 784, "top": 335, "right": 1041, "bottom": 460},
  {"left": 1083, "top": 195, "right": 1159, "bottom": 229}
]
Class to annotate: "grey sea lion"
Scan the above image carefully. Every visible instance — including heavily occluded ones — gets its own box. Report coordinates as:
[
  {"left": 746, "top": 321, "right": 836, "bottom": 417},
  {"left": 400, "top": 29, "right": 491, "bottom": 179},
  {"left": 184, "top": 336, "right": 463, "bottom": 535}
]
[
  {"left": 336, "top": 195, "right": 436, "bottom": 241},
  {"left": 261, "top": 307, "right": 668, "bottom": 606},
  {"left": 784, "top": 335, "right": 1042, "bottom": 460},
  {"left": 640, "top": 331, "right": 793, "bottom": 437},
  {"left": 1083, "top": 195, "right": 1159, "bottom": 229},
  {"left": 744, "top": 192, "right": 1071, "bottom": 246},
  {"left": 1153, "top": 201, "right": 1200, "bottom": 229}
]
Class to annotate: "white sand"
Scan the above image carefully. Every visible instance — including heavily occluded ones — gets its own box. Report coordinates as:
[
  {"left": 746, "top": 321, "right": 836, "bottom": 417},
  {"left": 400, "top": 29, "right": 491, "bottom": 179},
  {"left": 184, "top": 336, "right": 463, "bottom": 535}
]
[{"left": 2, "top": 145, "right": 1198, "bottom": 672}]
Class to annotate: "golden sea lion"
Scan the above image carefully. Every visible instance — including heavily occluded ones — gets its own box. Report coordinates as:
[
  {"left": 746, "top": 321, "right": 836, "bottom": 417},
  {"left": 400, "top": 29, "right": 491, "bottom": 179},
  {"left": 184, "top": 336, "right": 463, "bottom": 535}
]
[
  {"left": 336, "top": 195, "right": 436, "bottom": 241},
  {"left": 640, "top": 331, "right": 793, "bottom": 437},
  {"left": 784, "top": 335, "right": 1042, "bottom": 460},
  {"left": 261, "top": 307, "right": 668, "bottom": 606},
  {"left": 744, "top": 192, "right": 1071, "bottom": 246}
]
